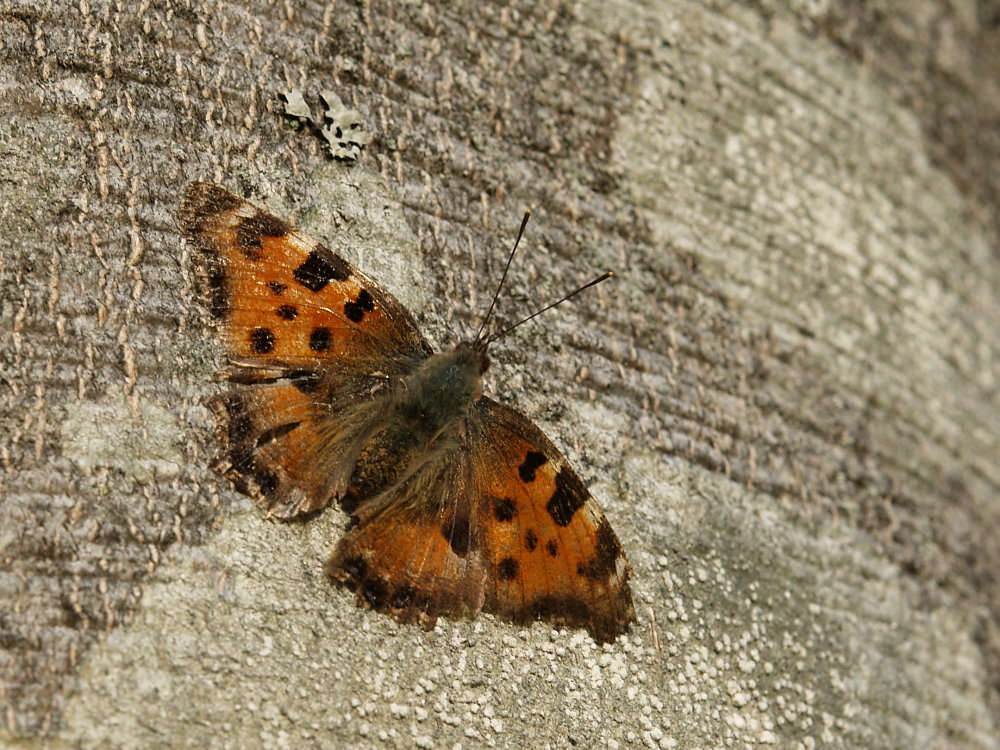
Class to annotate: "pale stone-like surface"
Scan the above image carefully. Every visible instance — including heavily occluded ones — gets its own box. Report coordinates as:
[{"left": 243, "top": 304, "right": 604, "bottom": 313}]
[
  {"left": 2, "top": 0, "right": 997, "bottom": 747},
  {"left": 60, "top": 393, "right": 184, "bottom": 481},
  {"left": 52, "top": 458, "right": 994, "bottom": 749}
]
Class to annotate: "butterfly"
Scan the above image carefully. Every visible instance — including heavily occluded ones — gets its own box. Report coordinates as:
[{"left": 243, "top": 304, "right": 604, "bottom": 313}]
[{"left": 178, "top": 182, "right": 635, "bottom": 643}]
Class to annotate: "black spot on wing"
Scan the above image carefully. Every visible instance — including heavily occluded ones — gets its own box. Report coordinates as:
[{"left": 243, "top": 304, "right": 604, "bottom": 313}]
[
  {"left": 224, "top": 448, "right": 253, "bottom": 475},
  {"left": 250, "top": 327, "right": 276, "bottom": 354},
  {"left": 293, "top": 248, "right": 350, "bottom": 292},
  {"left": 390, "top": 584, "right": 426, "bottom": 611},
  {"left": 497, "top": 557, "right": 519, "bottom": 580},
  {"left": 226, "top": 406, "right": 253, "bottom": 444},
  {"left": 524, "top": 528, "right": 538, "bottom": 551},
  {"left": 344, "top": 288, "right": 375, "bottom": 322},
  {"left": 546, "top": 467, "right": 587, "bottom": 526},
  {"left": 339, "top": 491, "right": 361, "bottom": 515},
  {"left": 253, "top": 468, "right": 279, "bottom": 497},
  {"left": 334, "top": 555, "right": 391, "bottom": 610},
  {"left": 442, "top": 512, "right": 471, "bottom": 557},
  {"left": 179, "top": 183, "right": 242, "bottom": 236},
  {"left": 337, "top": 555, "right": 367, "bottom": 582},
  {"left": 201, "top": 258, "right": 228, "bottom": 318},
  {"left": 518, "top": 451, "right": 548, "bottom": 483},
  {"left": 236, "top": 213, "right": 291, "bottom": 260},
  {"left": 268, "top": 281, "right": 287, "bottom": 295},
  {"left": 276, "top": 304, "right": 297, "bottom": 320},
  {"left": 309, "top": 327, "right": 332, "bottom": 352},
  {"left": 360, "top": 576, "right": 389, "bottom": 608},
  {"left": 509, "top": 595, "right": 591, "bottom": 632},
  {"left": 493, "top": 497, "right": 517, "bottom": 522},
  {"left": 546, "top": 539, "right": 558, "bottom": 557},
  {"left": 291, "top": 372, "right": 322, "bottom": 396},
  {"left": 576, "top": 520, "right": 624, "bottom": 579}
]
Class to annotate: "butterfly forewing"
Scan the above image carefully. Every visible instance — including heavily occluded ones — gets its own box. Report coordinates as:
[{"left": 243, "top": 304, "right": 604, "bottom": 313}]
[{"left": 179, "top": 183, "right": 431, "bottom": 371}]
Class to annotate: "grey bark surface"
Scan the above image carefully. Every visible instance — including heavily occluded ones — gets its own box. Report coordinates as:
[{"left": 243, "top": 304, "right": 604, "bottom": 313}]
[{"left": 1, "top": 1, "right": 998, "bottom": 748}]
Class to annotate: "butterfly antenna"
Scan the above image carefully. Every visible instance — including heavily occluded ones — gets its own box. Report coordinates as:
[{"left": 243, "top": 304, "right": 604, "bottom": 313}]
[
  {"left": 475, "top": 209, "right": 532, "bottom": 343},
  {"left": 486, "top": 271, "right": 615, "bottom": 344}
]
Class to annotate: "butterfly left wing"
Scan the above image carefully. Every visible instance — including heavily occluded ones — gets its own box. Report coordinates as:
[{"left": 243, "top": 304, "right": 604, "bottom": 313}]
[{"left": 326, "top": 396, "right": 634, "bottom": 643}]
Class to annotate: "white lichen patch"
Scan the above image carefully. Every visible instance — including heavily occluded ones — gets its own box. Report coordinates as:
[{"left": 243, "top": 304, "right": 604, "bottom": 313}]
[
  {"left": 278, "top": 89, "right": 372, "bottom": 161},
  {"left": 319, "top": 90, "right": 372, "bottom": 161}
]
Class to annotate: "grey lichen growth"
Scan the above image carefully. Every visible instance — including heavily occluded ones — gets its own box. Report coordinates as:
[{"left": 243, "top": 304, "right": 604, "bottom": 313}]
[
  {"left": 278, "top": 89, "right": 312, "bottom": 121},
  {"left": 319, "top": 90, "right": 372, "bottom": 161},
  {"left": 278, "top": 89, "right": 372, "bottom": 161}
]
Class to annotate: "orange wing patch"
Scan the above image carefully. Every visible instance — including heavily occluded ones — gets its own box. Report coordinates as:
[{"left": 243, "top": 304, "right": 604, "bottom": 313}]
[{"left": 470, "top": 399, "right": 634, "bottom": 643}]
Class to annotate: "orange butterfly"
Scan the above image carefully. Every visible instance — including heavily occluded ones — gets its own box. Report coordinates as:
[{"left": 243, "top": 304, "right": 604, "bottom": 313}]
[{"left": 178, "top": 183, "right": 635, "bottom": 643}]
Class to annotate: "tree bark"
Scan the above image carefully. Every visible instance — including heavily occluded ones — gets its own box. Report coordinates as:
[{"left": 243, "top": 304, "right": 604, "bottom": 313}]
[{"left": 1, "top": 0, "right": 998, "bottom": 747}]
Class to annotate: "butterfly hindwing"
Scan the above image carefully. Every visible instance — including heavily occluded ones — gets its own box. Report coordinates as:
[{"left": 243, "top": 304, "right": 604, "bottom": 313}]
[
  {"left": 327, "top": 452, "right": 489, "bottom": 625},
  {"left": 467, "top": 398, "right": 635, "bottom": 643},
  {"left": 179, "top": 183, "right": 431, "bottom": 516}
]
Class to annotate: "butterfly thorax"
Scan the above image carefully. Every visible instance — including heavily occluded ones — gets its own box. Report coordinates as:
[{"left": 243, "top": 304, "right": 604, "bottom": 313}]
[
  {"left": 401, "top": 342, "right": 488, "bottom": 433},
  {"left": 345, "top": 342, "right": 488, "bottom": 505}
]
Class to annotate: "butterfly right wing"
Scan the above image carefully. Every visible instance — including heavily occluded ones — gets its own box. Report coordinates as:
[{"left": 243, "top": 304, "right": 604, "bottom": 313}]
[{"left": 179, "top": 183, "right": 432, "bottom": 517}]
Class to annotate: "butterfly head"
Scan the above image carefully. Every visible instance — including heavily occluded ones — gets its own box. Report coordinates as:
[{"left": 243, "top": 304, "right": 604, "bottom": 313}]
[{"left": 466, "top": 337, "right": 491, "bottom": 375}]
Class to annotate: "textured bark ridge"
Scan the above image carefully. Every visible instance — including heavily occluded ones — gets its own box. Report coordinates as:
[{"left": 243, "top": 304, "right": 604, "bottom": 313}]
[{"left": 1, "top": 1, "right": 998, "bottom": 747}]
